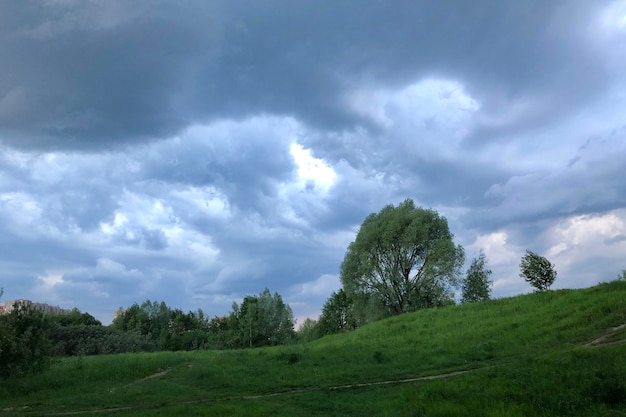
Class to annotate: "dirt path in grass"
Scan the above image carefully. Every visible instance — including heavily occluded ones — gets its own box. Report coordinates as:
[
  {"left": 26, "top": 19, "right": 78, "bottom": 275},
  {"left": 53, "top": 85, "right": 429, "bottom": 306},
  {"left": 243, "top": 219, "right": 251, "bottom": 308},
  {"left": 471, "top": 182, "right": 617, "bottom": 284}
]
[
  {"left": 135, "top": 369, "right": 170, "bottom": 383},
  {"left": 585, "top": 323, "right": 626, "bottom": 347},
  {"left": 27, "top": 368, "right": 480, "bottom": 416},
  {"left": 10, "top": 325, "right": 626, "bottom": 416},
  {"left": 242, "top": 368, "right": 474, "bottom": 399}
]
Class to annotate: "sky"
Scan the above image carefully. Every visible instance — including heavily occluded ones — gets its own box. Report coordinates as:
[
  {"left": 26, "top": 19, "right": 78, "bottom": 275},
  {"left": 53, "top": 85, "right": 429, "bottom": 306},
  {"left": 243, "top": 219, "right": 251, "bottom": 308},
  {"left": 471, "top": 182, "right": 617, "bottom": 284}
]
[{"left": 1, "top": 1, "right": 625, "bottom": 325}]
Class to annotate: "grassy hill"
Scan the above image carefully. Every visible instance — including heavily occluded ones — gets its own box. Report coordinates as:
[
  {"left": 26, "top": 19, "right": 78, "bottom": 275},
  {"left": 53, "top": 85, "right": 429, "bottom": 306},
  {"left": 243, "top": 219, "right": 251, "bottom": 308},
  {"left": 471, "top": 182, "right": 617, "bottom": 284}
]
[{"left": 1, "top": 280, "right": 625, "bottom": 416}]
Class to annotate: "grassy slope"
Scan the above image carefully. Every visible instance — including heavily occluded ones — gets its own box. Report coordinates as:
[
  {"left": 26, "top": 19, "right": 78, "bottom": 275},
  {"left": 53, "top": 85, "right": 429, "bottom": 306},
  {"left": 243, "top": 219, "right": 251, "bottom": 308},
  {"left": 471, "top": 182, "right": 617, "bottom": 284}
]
[{"left": 1, "top": 281, "right": 625, "bottom": 416}]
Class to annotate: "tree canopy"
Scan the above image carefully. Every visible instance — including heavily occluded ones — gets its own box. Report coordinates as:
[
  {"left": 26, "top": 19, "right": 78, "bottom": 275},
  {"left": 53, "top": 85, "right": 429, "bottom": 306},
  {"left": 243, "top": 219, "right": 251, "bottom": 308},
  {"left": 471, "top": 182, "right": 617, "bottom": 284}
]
[
  {"left": 519, "top": 250, "right": 557, "bottom": 292},
  {"left": 316, "top": 289, "right": 358, "bottom": 336},
  {"left": 340, "top": 199, "right": 464, "bottom": 318},
  {"left": 461, "top": 251, "right": 493, "bottom": 303},
  {"left": 230, "top": 288, "right": 295, "bottom": 348}
]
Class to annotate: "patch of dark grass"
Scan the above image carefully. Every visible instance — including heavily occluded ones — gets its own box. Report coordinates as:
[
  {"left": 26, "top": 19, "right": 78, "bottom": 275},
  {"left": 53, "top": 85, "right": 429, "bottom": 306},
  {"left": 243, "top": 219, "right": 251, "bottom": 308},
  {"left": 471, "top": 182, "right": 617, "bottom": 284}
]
[
  {"left": 372, "top": 351, "right": 384, "bottom": 364},
  {"left": 276, "top": 352, "right": 302, "bottom": 364}
]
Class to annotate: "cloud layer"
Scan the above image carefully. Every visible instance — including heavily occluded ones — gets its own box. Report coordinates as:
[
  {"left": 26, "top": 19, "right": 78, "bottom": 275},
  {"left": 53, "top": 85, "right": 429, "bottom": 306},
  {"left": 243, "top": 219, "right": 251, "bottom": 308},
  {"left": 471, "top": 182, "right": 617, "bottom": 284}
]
[{"left": 1, "top": 1, "right": 625, "bottom": 323}]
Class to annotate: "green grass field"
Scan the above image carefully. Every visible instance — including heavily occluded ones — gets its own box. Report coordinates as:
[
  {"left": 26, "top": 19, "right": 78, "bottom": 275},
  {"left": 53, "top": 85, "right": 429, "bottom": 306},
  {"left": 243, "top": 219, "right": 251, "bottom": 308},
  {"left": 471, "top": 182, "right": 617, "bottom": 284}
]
[{"left": 1, "top": 280, "right": 625, "bottom": 416}]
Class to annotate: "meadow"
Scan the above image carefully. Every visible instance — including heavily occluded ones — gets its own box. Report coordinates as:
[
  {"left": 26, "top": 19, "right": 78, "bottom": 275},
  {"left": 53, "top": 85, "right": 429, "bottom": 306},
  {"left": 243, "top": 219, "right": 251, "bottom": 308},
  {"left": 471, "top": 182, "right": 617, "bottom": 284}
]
[{"left": 1, "top": 280, "right": 625, "bottom": 416}]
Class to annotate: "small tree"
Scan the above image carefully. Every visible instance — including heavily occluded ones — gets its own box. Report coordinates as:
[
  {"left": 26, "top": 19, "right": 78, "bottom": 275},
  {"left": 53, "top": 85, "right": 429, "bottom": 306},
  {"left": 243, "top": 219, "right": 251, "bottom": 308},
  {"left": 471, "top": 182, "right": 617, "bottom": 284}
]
[
  {"left": 519, "top": 250, "right": 557, "bottom": 291},
  {"left": 461, "top": 251, "right": 493, "bottom": 303},
  {"left": 317, "top": 289, "right": 359, "bottom": 336},
  {"left": 297, "top": 318, "right": 320, "bottom": 343}
]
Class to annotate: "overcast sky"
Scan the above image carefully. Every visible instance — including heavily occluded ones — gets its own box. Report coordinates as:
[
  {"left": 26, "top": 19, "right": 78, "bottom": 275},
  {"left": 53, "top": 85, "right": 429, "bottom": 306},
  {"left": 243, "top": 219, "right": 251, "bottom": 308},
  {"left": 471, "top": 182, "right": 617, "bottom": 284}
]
[{"left": 1, "top": 1, "right": 625, "bottom": 325}]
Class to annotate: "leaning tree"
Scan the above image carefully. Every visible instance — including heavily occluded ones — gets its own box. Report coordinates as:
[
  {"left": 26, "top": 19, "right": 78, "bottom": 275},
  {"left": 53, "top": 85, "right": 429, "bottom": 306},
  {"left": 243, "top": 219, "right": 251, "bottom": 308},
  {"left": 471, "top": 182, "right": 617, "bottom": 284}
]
[
  {"left": 340, "top": 199, "right": 465, "bottom": 318},
  {"left": 519, "top": 250, "right": 557, "bottom": 292}
]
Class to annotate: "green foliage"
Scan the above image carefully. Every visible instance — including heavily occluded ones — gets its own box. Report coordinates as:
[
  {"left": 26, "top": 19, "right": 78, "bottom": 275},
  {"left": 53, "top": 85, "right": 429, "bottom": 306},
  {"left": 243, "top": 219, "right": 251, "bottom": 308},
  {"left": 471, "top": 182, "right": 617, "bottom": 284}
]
[
  {"left": 230, "top": 289, "right": 295, "bottom": 348},
  {"left": 2, "top": 281, "right": 625, "bottom": 415},
  {"left": 341, "top": 199, "right": 464, "bottom": 321},
  {"left": 616, "top": 269, "right": 626, "bottom": 282},
  {"left": 48, "top": 325, "right": 155, "bottom": 356},
  {"left": 206, "top": 315, "right": 239, "bottom": 349},
  {"left": 54, "top": 308, "right": 102, "bottom": 326},
  {"left": 111, "top": 300, "right": 210, "bottom": 351},
  {"left": 109, "top": 292, "right": 294, "bottom": 352},
  {"left": 317, "top": 289, "right": 359, "bottom": 336},
  {"left": 519, "top": 250, "right": 557, "bottom": 291},
  {"left": 297, "top": 318, "right": 320, "bottom": 343},
  {"left": 0, "top": 306, "right": 50, "bottom": 378},
  {"left": 461, "top": 251, "right": 493, "bottom": 303}
]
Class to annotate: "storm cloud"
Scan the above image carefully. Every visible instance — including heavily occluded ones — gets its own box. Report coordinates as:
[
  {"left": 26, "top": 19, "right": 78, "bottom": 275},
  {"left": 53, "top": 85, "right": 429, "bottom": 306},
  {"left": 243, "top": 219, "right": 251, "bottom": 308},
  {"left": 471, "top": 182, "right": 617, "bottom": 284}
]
[{"left": 1, "top": 1, "right": 625, "bottom": 323}]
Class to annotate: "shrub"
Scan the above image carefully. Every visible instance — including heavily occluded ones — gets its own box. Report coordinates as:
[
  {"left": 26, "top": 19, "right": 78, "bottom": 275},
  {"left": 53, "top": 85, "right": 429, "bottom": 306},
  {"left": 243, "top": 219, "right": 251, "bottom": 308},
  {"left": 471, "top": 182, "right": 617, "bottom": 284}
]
[{"left": 0, "top": 307, "right": 50, "bottom": 378}]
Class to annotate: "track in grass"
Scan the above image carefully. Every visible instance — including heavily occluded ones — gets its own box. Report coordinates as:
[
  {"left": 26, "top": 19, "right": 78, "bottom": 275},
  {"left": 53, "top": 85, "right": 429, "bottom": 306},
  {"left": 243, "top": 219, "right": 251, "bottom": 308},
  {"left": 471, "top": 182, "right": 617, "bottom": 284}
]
[{"left": 34, "top": 367, "right": 483, "bottom": 416}]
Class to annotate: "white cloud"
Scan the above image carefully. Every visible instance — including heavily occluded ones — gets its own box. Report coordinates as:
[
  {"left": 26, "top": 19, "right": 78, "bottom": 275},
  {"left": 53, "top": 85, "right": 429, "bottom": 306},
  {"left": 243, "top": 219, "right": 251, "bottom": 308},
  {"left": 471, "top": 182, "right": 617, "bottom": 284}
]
[
  {"left": 290, "top": 142, "right": 337, "bottom": 193},
  {"left": 599, "top": 0, "right": 626, "bottom": 31},
  {"left": 288, "top": 274, "right": 342, "bottom": 325},
  {"left": 289, "top": 273, "right": 340, "bottom": 298},
  {"left": 100, "top": 212, "right": 128, "bottom": 236},
  {"left": 0, "top": 192, "right": 43, "bottom": 228},
  {"left": 470, "top": 232, "right": 519, "bottom": 267},
  {"left": 345, "top": 79, "right": 479, "bottom": 159},
  {"left": 347, "top": 78, "right": 478, "bottom": 131},
  {"left": 468, "top": 231, "right": 526, "bottom": 295},
  {"left": 36, "top": 272, "right": 64, "bottom": 293},
  {"left": 544, "top": 211, "right": 626, "bottom": 283}
]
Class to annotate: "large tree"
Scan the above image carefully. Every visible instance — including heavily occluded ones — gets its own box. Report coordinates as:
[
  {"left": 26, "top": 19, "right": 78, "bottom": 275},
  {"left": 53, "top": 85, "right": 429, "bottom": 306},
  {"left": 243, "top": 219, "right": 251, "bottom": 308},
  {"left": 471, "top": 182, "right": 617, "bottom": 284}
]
[{"left": 340, "top": 199, "right": 465, "bottom": 317}]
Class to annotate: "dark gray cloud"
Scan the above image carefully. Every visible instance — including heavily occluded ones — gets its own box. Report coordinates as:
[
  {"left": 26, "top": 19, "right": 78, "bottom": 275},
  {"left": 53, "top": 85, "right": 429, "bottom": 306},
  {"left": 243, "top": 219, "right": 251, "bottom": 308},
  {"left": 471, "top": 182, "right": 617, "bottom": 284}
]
[
  {"left": 1, "top": 1, "right": 625, "bottom": 323},
  {"left": 465, "top": 127, "right": 626, "bottom": 230},
  {"left": 0, "top": 1, "right": 618, "bottom": 151}
]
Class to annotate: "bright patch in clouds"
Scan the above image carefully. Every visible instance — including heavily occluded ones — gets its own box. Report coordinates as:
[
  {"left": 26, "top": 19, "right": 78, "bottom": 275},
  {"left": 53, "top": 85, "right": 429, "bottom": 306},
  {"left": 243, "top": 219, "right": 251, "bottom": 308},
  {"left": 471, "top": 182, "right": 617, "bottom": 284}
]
[
  {"left": 469, "top": 231, "right": 525, "bottom": 294},
  {"left": 100, "top": 212, "right": 128, "bottom": 235},
  {"left": 1, "top": 1, "right": 625, "bottom": 326},
  {"left": 546, "top": 211, "right": 626, "bottom": 268},
  {"left": 171, "top": 186, "right": 231, "bottom": 219},
  {"left": 470, "top": 232, "right": 519, "bottom": 267},
  {"left": 290, "top": 274, "right": 340, "bottom": 298},
  {"left": 38, "top": 272, "right": 64, "bottom": 288},
  {"left": 600, "top": 0, "right": 626, "bottom": 30},
  {"left": 0, "top": 192, "right": 50, "bottom": 235},
  {"left": 347, "top": 78, "right": 478, "bottom": 137},
  {"left": 290, "top": 142, "right": 336, "bottom": 193}
]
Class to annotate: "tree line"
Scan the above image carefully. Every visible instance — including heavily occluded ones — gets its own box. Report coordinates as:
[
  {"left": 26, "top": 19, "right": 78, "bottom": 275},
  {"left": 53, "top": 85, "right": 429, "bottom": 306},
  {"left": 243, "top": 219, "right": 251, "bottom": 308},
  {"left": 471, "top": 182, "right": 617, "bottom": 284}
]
[
  {"left": 1, "top": 198, "right": 567, "bottom": 378},
  {"left": 110, "top": 288, "right": 295, "bottom": 350},
  {"left": 0, "top": 288, "right": 296, "bottom": 378}
]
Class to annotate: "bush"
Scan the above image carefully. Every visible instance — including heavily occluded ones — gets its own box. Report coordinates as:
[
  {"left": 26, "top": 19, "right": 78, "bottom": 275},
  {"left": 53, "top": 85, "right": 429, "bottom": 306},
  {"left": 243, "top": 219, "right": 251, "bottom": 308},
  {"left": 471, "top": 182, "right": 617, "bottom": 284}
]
[
  {"left": 0, "top": 307, "right": 50, "bottom": 378},
  {"left": 47, "top": 325, "right": 156, "bottom": 356}
]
